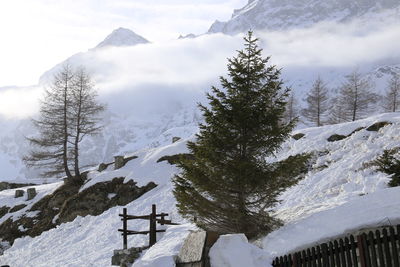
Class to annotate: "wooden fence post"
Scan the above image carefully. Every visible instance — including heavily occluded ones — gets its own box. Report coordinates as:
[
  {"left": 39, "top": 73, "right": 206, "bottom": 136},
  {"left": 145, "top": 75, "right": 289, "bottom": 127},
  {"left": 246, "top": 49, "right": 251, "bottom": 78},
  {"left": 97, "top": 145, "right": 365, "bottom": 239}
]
[
  {"left": 357, "top": 234, "right": 367, "bottom": 267},
  {"left": 149, "top": 204, "right": 157, "bottom": 247},
  {"left": 122, "top": 208, "right": 128, "bottom": 249}
]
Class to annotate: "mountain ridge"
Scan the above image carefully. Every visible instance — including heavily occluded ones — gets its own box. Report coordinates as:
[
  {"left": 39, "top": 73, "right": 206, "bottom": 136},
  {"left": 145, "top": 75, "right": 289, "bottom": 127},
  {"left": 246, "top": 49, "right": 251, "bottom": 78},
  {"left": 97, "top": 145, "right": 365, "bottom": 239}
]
[{"left": 207, "top": 0, "right": 400, "bottom": 34}]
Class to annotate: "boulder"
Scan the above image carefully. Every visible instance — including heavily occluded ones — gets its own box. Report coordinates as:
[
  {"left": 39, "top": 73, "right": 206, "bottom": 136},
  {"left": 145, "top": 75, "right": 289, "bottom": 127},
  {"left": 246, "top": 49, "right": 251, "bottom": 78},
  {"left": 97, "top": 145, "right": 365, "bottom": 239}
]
[
  {"left": 292, "top": 133, "right": 305, "bottom": 140},
  {"left": 366, "top": 121, "right": 392, "bottom": 131},
  {"left": 114, "top": 156, "right": 125, "bottom": 170},
  {"left": 27, "top": 188, "right": 37, "bottom": 200},
  {"left": 14, "top": 190, "right": 24, "bottom": 198},
  {"left": 111, "top": 247, "right": 145, "bottom": 266},
  {"left": 172, "top": 137, "right": 181, "bottom": 143},
  {"left": 327, "top": 134, "right": 347, "bottom": 142},
  {"left": 98, "top": 163, "right": 108, "bottom": 172}
]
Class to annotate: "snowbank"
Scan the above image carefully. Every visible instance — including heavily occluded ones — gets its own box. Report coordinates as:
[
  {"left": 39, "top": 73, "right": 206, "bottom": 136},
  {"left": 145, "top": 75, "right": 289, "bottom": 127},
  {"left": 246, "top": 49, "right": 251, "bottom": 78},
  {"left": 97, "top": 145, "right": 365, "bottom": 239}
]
[
  {"left": 209, "top": 234, "right": 271, "bottom": 267},
  {"left": 263, "top": 186, "right": 400, "bottom": 257}
]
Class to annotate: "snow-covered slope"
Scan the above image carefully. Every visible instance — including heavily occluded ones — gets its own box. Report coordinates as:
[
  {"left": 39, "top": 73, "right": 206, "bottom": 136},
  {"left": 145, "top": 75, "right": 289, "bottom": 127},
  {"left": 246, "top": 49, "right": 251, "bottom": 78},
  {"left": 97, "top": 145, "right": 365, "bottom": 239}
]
[
  {"left": 208, "top": 0, "right": 400, "bottom": 34},
  {"left": 1, "top": 113, "right": 400, "bottom": 266}
]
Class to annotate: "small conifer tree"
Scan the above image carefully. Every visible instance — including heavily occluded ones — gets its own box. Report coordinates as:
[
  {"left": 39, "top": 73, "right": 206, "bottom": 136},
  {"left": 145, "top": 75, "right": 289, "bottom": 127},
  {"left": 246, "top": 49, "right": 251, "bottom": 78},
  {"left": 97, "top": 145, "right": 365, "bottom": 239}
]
[{"left": 173, "top": 32, "right": 309, "bottom": 239}]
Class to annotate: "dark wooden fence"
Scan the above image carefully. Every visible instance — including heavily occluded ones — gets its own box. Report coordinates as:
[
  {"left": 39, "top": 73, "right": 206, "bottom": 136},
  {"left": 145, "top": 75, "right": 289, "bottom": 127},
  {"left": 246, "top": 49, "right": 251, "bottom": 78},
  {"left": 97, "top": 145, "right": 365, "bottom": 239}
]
[
  {"left": 118, "top": 204, "right": 179, "bottom": 249},
  {"left": 273, "top": 224, "right": 400, "bottom": 267}
]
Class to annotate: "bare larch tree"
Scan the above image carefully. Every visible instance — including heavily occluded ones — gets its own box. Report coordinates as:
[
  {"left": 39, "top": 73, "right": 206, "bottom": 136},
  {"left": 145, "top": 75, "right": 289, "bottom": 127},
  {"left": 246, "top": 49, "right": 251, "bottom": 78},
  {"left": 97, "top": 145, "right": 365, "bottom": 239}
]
[
  {"left": 331, "top": 70, "right": 377, "bottom": 122},
  {"left": 25, "top": 65, "right": 105, "bottom": 180},
  {"left": 70, "top": 68, "right": 105, "bottom": 177},
  {"left": 301, "top": 76, "right": 329, "bottom": 126},
  {"left": 383, "top": 73, "right": 400, "bottom": 112}
]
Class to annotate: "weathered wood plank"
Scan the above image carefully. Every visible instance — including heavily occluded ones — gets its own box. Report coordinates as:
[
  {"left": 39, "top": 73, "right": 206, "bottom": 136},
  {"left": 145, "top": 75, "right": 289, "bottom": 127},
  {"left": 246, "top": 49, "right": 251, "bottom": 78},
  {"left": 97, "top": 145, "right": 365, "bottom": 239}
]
[
  {"left": 389, "top": 227, "right": 399, "bottom": 267},
  {"left": 368, "top": 231, "right": 378, "bottom": 267},
  {"left": 383, "top": 228, "right": 393, "bottom": 267},
  {"left": 350, "top": 235, "right": 358, "bottom": 266}
]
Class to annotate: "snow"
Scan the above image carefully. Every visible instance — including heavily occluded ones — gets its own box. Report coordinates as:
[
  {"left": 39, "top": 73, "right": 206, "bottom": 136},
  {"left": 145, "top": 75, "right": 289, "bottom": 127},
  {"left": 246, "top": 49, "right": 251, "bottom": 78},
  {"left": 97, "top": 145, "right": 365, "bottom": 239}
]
[
  {"left": 95, "top": 27, "right": 149, "bottom": 49},
  {"left": 208, "top": 0, "right": 400, "bottom": 34},
  {"left": 1, "top": 113, "right": 400, "bottom": 266},
  {"left": 263, "top": 186, "right": 400, "bottom": 257},
  {"left": 0, "top": 182, "right": 62, "bottom": 225},
  {"left": 132, "top": 224, "right": 195, "bottom": 267},
  {"left": 209, "top": 234, "right": 270, "bottom": 267}
]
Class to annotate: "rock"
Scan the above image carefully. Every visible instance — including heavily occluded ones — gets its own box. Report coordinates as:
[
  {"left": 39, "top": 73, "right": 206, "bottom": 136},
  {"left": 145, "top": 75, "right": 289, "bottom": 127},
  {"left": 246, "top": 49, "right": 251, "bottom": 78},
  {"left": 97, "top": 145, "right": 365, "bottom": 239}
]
[
  {"left": 98, "top": 163, "right": 108, "bottom": 172},
  {"left": 114, "top": 156, "right": 125, "bottom": 170},
  {"left": 57, "top": 178, "right": 157, "bottom": 224},
  {"left": 176, "top": 231, "right": 220, "bottom": 267},
  {"left": 327, "top": 134, "right": 347, "bottom": 142},
  {"left": 0, "top": 207, "right": 10, "bottom": 219},
  {"left": 111, "top": 247, "right": 145, "bottom": 266},
  {"left": 0, "top": 182, "right": 35, "bottom": 192},
  {"left": 27, "top": 188, "right": 37, "bottom": 200},
  {"left": 157, "top": 153, "right": 195, "bottom": 165},
  {"left": 176, "top": 231, "right": 207, "bottom": 264},
  {"left": 14, "top": 190, "right": 24, "bottom": 198},
  {"left": 9, "top": 204, "right": 27, "bottom": 213},
  {"left": 292, "top": 133, "right": 305, "bottom": 140},
  {"left": 172, "top": 137, "right": 181, "bottom": 143},
  {"left": 366, "top": 121, "right": 392, "bottom": 131}
]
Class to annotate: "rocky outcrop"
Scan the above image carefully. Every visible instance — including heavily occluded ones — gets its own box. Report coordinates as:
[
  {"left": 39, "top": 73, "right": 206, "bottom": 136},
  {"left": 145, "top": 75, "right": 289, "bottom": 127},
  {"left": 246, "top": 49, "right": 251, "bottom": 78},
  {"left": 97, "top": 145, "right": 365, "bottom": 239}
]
[
  {"left": 0, "top": 175, "right": 156, "bottom": 245},
  {"left": 157, "top": 154, "right": 195, "bottom": 165},
  {"left": 58, "top": 178, "right": 156, "bottom": 223}
]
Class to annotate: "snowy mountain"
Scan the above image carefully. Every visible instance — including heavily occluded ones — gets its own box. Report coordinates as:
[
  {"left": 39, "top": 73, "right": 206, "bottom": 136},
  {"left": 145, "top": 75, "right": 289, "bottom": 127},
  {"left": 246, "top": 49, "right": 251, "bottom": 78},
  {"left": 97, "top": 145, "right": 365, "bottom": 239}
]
[
  {"left": 95, "top": 27, "right": 149, "bottom": 49},
  {"left": 208, "top": 0, "right": 400, "bottom": 34}
]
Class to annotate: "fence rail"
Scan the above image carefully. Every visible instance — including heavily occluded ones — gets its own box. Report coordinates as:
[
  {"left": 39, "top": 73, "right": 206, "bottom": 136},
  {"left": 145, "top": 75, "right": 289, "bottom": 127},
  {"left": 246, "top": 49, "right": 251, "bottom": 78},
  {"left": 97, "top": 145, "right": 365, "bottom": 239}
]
[
  {"left": 118, "top": 204, "right": 179, "bottom": 249},
  {"left": 273, "top": 224, "right": 400, "bottom": 267}
]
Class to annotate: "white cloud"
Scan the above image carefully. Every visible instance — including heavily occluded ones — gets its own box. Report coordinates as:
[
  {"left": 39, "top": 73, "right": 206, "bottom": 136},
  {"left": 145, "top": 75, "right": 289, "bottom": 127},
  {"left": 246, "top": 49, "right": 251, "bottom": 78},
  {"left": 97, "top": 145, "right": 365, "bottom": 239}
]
[
  {"left": 0, "top": 16, "right": 399, "bottom": 119},
  {"left": 258, "top": 19, "right": 400, "bottom": 67},
  {"left": 0, "top": 0, "right": 247, "bottom": 86},
  {"left": 0, "top": 86, "right": 41, "bottom": 119}
]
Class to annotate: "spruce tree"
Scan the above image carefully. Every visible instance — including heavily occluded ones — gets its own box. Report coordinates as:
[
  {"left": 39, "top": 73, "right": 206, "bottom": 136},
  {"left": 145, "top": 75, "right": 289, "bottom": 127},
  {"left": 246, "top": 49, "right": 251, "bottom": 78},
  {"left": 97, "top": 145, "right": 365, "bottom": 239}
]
[{"left": 173, "top": 32, "right": 309, "bottom": 239}]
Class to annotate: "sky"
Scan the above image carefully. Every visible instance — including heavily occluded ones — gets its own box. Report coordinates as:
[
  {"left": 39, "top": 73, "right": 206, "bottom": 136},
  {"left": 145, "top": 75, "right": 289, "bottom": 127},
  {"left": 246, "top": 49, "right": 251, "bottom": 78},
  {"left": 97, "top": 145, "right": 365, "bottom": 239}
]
[{"left": 0, "top": 0, "right": 247, "bottom": 87}]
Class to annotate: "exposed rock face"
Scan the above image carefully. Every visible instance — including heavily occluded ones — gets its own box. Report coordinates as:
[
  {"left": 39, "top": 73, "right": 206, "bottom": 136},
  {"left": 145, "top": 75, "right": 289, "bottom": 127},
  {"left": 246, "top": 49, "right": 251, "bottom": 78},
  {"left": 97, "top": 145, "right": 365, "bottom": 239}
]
[
  {"left": 157, "top": 154, "right": 195, "bottom": 165},
  {"left": 366, "top": 121, "right": 392, "bottom": 131},
  {"left": 58, "top": 178, "right": 156, "bottom": 223}
]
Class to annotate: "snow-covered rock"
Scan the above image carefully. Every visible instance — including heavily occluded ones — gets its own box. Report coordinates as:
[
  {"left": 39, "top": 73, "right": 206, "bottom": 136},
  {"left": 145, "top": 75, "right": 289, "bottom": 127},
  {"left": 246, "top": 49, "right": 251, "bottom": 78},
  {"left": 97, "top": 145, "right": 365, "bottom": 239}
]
[
  {"left": 95, "top": 27, "right": 149, "bottom": 49},
  {"left": 208, "top": 0, "right": 400, "bottom": 34}
]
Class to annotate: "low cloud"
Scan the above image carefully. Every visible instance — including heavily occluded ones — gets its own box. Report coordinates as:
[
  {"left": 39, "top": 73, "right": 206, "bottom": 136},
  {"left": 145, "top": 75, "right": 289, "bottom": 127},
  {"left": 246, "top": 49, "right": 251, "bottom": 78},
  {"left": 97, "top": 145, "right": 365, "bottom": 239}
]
[{"left": 1, "top": 18, "right": 399, "bottom": 119}]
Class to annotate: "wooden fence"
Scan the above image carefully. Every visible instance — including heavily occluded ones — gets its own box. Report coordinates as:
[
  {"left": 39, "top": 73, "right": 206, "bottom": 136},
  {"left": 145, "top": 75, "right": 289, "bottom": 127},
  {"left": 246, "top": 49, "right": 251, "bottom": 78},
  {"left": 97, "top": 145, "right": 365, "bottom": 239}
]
[
  {"left": 118, "top": 204, "right": 179, "bottom": 249},
  {"left": 273, "top": 224, "right": 400, "bottom": 267}
]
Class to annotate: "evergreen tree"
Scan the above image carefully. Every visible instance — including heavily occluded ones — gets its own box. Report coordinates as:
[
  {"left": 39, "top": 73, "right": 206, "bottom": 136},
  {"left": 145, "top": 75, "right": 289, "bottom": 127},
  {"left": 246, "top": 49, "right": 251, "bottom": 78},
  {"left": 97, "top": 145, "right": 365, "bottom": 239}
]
[
  {"left": 301, "top": 76, "right": 329, "bottom": 126},
  {"left": 173, "top": 32, "right": 309, "bottom": 239}
]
